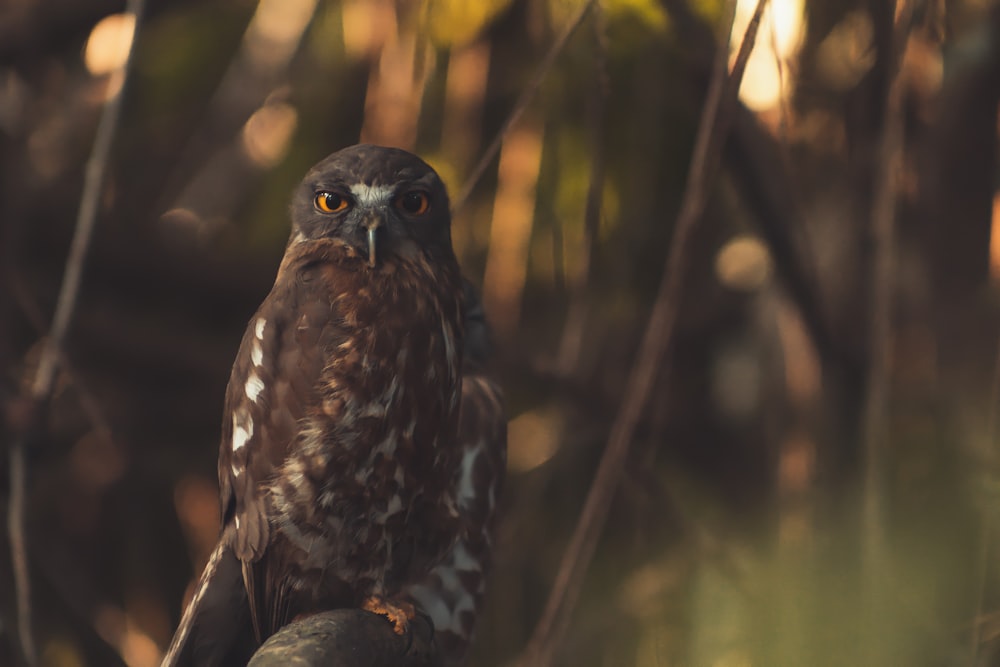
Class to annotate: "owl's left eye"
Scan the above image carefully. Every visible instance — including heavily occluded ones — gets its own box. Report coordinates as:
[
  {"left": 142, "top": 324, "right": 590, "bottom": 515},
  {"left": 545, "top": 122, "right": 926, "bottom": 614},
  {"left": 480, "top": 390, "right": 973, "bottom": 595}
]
[
  {"left": 396, "top": 191, "right": 430, "bottom": 216},
  {"left": 315, "top": 192, "right": 349, "bottom": 213}
]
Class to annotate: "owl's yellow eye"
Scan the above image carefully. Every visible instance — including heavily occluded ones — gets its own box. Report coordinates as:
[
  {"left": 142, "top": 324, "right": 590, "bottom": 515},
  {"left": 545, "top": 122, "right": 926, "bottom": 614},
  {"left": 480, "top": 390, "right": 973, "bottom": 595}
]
[
  {"left": 315, "top": 192, "right": 349, "bottom": 213},
  {"left": 396, "top": 191, "right": 430, "bottom": 216}
]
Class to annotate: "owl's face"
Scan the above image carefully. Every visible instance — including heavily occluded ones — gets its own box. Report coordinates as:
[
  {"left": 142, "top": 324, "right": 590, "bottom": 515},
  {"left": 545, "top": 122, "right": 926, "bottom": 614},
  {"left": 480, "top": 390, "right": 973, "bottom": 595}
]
[{"left": 290, "top": 144, "right": 453, "bottom": 267}]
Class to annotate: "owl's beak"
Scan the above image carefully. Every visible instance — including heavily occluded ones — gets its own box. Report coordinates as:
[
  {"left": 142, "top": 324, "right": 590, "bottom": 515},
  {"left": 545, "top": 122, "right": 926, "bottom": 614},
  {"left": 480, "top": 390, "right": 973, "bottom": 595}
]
[{"left": 364, "top": 219, "right": 383, "bottom": 267}]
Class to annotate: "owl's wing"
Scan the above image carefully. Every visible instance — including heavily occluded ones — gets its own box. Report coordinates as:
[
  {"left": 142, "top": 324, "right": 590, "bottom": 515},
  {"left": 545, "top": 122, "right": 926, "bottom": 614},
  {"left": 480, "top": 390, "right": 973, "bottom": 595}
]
[
  {"left": 219, "top": 271, "right": 345, "bottom": 640},
  {"left": 162, "top": 271, "right": 343, "bottom": 666},
  {"left": 406, "top": 282, "right": 507, "bottom": 664}
]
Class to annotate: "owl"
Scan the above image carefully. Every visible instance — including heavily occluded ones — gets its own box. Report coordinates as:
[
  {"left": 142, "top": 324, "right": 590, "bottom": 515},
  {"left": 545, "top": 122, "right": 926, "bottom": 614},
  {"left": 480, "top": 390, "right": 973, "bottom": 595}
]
[{"left": 162, "top": 145, "right": 505, "bottom": 666}]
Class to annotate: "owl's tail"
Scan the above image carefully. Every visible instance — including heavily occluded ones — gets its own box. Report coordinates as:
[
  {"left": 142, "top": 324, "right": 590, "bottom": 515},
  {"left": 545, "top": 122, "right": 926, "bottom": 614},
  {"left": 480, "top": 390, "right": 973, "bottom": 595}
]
[{"left": 161, "top": 525, "right": 255, "bottom": 667}]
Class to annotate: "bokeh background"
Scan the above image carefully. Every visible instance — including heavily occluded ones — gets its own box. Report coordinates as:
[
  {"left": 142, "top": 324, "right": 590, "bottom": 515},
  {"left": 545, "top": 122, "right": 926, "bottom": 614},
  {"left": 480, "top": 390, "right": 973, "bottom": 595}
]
[{"left": 2, "top": 0, "right": 1000, "bottom": 665}]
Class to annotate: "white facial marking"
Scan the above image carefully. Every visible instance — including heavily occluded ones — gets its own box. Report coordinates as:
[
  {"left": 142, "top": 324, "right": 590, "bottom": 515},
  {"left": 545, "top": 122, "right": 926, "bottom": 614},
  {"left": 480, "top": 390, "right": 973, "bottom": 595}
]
[
  {"left": 245, "top": 372, "right": 265, "bottom": 403},
  {"left": 349, "top": 183, "right": 393, "bottom": 207}
]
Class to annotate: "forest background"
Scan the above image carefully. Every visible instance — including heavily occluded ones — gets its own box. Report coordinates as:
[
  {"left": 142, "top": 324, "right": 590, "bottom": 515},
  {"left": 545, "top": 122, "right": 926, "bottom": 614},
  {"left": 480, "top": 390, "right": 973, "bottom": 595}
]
[{"left": 2, "top": 0, "right": 999, "bottom": 665}]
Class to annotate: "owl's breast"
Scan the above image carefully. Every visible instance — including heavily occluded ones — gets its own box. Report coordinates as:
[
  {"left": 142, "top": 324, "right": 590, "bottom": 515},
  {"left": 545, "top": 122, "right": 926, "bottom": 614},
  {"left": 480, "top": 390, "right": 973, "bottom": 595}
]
[{"left": 263, "top": 259, "right": 464, "bottom": 595}]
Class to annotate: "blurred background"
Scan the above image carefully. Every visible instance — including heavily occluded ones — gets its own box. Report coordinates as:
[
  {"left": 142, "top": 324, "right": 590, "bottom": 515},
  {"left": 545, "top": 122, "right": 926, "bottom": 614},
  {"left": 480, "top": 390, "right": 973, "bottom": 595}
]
[{"left": 2, "top": 0, "right": 1000, "bottom": 665}]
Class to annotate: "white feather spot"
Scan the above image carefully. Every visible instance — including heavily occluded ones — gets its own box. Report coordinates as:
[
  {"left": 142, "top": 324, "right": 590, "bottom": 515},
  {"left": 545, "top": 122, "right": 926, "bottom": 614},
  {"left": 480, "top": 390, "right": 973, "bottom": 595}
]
[
  {"left": 374, "top": 495, "right": 403, "bottom": 525},
  {"left": 234, "top": 515, "right": 241, "bottom": 530},
  {"left": 456, "top": 448, "right": 479, "bottom": 509},
  {"left": 373, "top": 430, "right": 398, "bottom": 456},
  {"left": 408, "top": 583, "right": 452, "bottom": 631},
  {"left": 359, "top": 402, "right": 386, "bottom": 418},
  {"left": 245, "top": 372, "right": 265, "bottom": 403},
  {"left": 255, "top": 318, "right": 266, "bottom": 340},
  {"left": 442, "top": 321, "right": 457, "bottom": 375},
  {"left": 451, "top": 541, "right": 478, "bottom": 572},
  {"left": 349, "top": 183, "right": 393, "bottom": 207},
  {"left": 251, "top": 340, "right": 263, "bottom": 367},
  {"left": 232, "top": 410, "right": 253, "bottom": 452}
]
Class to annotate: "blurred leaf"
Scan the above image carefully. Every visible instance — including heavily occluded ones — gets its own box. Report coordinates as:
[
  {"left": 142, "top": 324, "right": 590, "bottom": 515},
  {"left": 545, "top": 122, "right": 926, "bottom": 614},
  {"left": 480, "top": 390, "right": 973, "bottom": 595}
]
[{"left": 419, "top": 0, "right": 515, "bottom": 47}]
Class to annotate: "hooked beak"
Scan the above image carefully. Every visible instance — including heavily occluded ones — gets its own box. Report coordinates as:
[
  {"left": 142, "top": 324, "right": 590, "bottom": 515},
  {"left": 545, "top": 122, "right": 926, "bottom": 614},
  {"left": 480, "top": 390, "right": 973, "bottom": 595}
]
[{"left": 364, "top": 219, "right": 383, "bottom": 267}]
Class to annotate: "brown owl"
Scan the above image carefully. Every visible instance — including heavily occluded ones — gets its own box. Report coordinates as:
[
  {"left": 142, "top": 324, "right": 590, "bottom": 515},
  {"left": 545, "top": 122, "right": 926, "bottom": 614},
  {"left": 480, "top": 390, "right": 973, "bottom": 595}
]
[{"left": 162, "top": 145, "right": 505, "bottom": 666}]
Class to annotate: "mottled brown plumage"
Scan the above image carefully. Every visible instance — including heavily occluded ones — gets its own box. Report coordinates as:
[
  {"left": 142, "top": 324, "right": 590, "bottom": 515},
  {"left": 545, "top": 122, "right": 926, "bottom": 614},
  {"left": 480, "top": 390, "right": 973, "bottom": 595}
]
[{"left": 162, "top": 145, "right": 505, "bottom": 666}]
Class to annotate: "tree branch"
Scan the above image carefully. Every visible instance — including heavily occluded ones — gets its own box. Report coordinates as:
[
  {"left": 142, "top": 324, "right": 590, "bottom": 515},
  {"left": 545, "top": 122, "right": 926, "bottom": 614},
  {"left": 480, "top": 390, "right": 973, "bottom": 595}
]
[
  {"left": 452, "top": 0, "right": 597, "bottom": 213},
  {"left": 514, "top": 1, "right": 769, "bottom": 665},
  {"left": 861, "top": 1, "right": 913, "bottom": 662},
  {"left": 554, "top": 2, "right": 609, "bottom": 376},
  {"left": 6, "top": 2, "right": 144, "bottom": 664},
  {"left": 247, "top": 609, "right": 439, "bottom": 667}
]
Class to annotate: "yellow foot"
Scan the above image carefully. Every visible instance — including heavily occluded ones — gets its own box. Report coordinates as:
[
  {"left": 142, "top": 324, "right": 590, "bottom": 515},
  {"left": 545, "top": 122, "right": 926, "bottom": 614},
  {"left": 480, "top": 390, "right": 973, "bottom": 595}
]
[{"left": 362, "top": 595, "right": 415, "bottom": 635}]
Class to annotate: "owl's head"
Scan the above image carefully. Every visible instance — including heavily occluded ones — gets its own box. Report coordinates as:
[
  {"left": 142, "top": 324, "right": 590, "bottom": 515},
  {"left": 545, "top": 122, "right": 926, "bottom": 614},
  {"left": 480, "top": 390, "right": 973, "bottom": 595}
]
[{"left": 290, "top": 144, "right": 453, "bottom": 267}]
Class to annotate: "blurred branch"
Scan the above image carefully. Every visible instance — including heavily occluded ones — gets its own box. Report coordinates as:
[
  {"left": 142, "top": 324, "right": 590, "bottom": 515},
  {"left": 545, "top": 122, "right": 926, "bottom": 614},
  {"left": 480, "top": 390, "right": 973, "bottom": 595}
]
[
  {"left": 860, "top": 3, "right": 914, "bottom": 663},
  {"left": 452, "top": 0, "right": 597, "bottom": 213},
  {"left": 861, "top": 0, "right": 912, "bottom": 611},
  {"left": 5, "top": 1, "right": 144, "bottom": 664},
  {"left": 662, "top": 0, "right": 844, "bottom": 365},
  {"left": 246, "top": 609, "right": 438, "bottom": 667},
  {"left": 973, "top": 337, "right": 1000, "bottom": 664},
  {"left": 514, "top": 1, "right": 768, "bottom": 665},
  {"left": 554, "top": 4, "right": 609, "bottom": 376},
  {"left": 8, "top": 271, "right": 116, "bottom": 447},
  {"left": 157, "top": 0, "right": 318, "bottom": 223},
  {"left": 662, "top": 0, "right": 864, "bottom": 479}
]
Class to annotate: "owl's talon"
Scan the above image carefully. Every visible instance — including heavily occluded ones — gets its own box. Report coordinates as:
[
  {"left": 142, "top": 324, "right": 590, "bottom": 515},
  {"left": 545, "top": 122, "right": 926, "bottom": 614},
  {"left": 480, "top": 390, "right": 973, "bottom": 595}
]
[{"left": 362, "top": 595, "right": 415, "bottom": 636}]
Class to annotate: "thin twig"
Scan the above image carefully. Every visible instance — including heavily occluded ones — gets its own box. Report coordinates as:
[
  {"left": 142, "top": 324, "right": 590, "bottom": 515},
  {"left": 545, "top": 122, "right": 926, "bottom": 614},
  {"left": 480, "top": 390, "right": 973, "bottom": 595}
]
[
  {"left": 9, "top": 274, "right": 117, "bottom": 447},
  {"left": 7, "top": 2, "right": 144, "bottom": 663},
  {"left": 554, "top": 3, "right": 609, "bottom": 375},
  {"left": 861, "top": 1, "right": 912, "bottom": 662},
  {"left": 451, "top": 0, "right": 597, "bottom": 214},
  {"left": 514, "top": 2, "right": 769, "bottom": 665}
]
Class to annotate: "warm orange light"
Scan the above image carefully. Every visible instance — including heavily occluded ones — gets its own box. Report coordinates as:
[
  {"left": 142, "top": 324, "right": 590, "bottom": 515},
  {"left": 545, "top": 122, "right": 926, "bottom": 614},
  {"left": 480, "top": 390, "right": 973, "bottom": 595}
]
[
  {"left": 342, "top": 0, "right": 396, "bottom": 57},
  {"left": 506, "top": 409, "right": 562, "bottom": 473},
  {"left": 241, "top": 102, "right": 298, "bottom": 168},
  {"left": 775, "top": 301, "right": 820, "bottom": 402},
  {"left": 482, "top": 124, "right": 543, "bottom": 338},
  {"left": 84, "top": 13, "right": 136, "bottom": 76},
  {"left": 732, "top": 0, "right": 804, "bottom": 111},
  {"left": 715, "top": 234, "right": 771, "bottom": 291},
  {"left": 244, "top": 0, "right": 318, "bottom": 70},
  {"left": 990, "top": 192, "right": 1000, "bottom": 282}
]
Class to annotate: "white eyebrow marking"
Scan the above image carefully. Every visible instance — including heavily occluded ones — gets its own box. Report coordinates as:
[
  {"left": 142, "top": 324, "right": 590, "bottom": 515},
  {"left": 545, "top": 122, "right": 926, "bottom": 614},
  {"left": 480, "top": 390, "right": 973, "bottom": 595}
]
[
  {"left": 350, "top": 183, "right": 393, "bottom": 207},
  {"left": 245, "top": 372, "right": 265, "bottom": 403}
]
